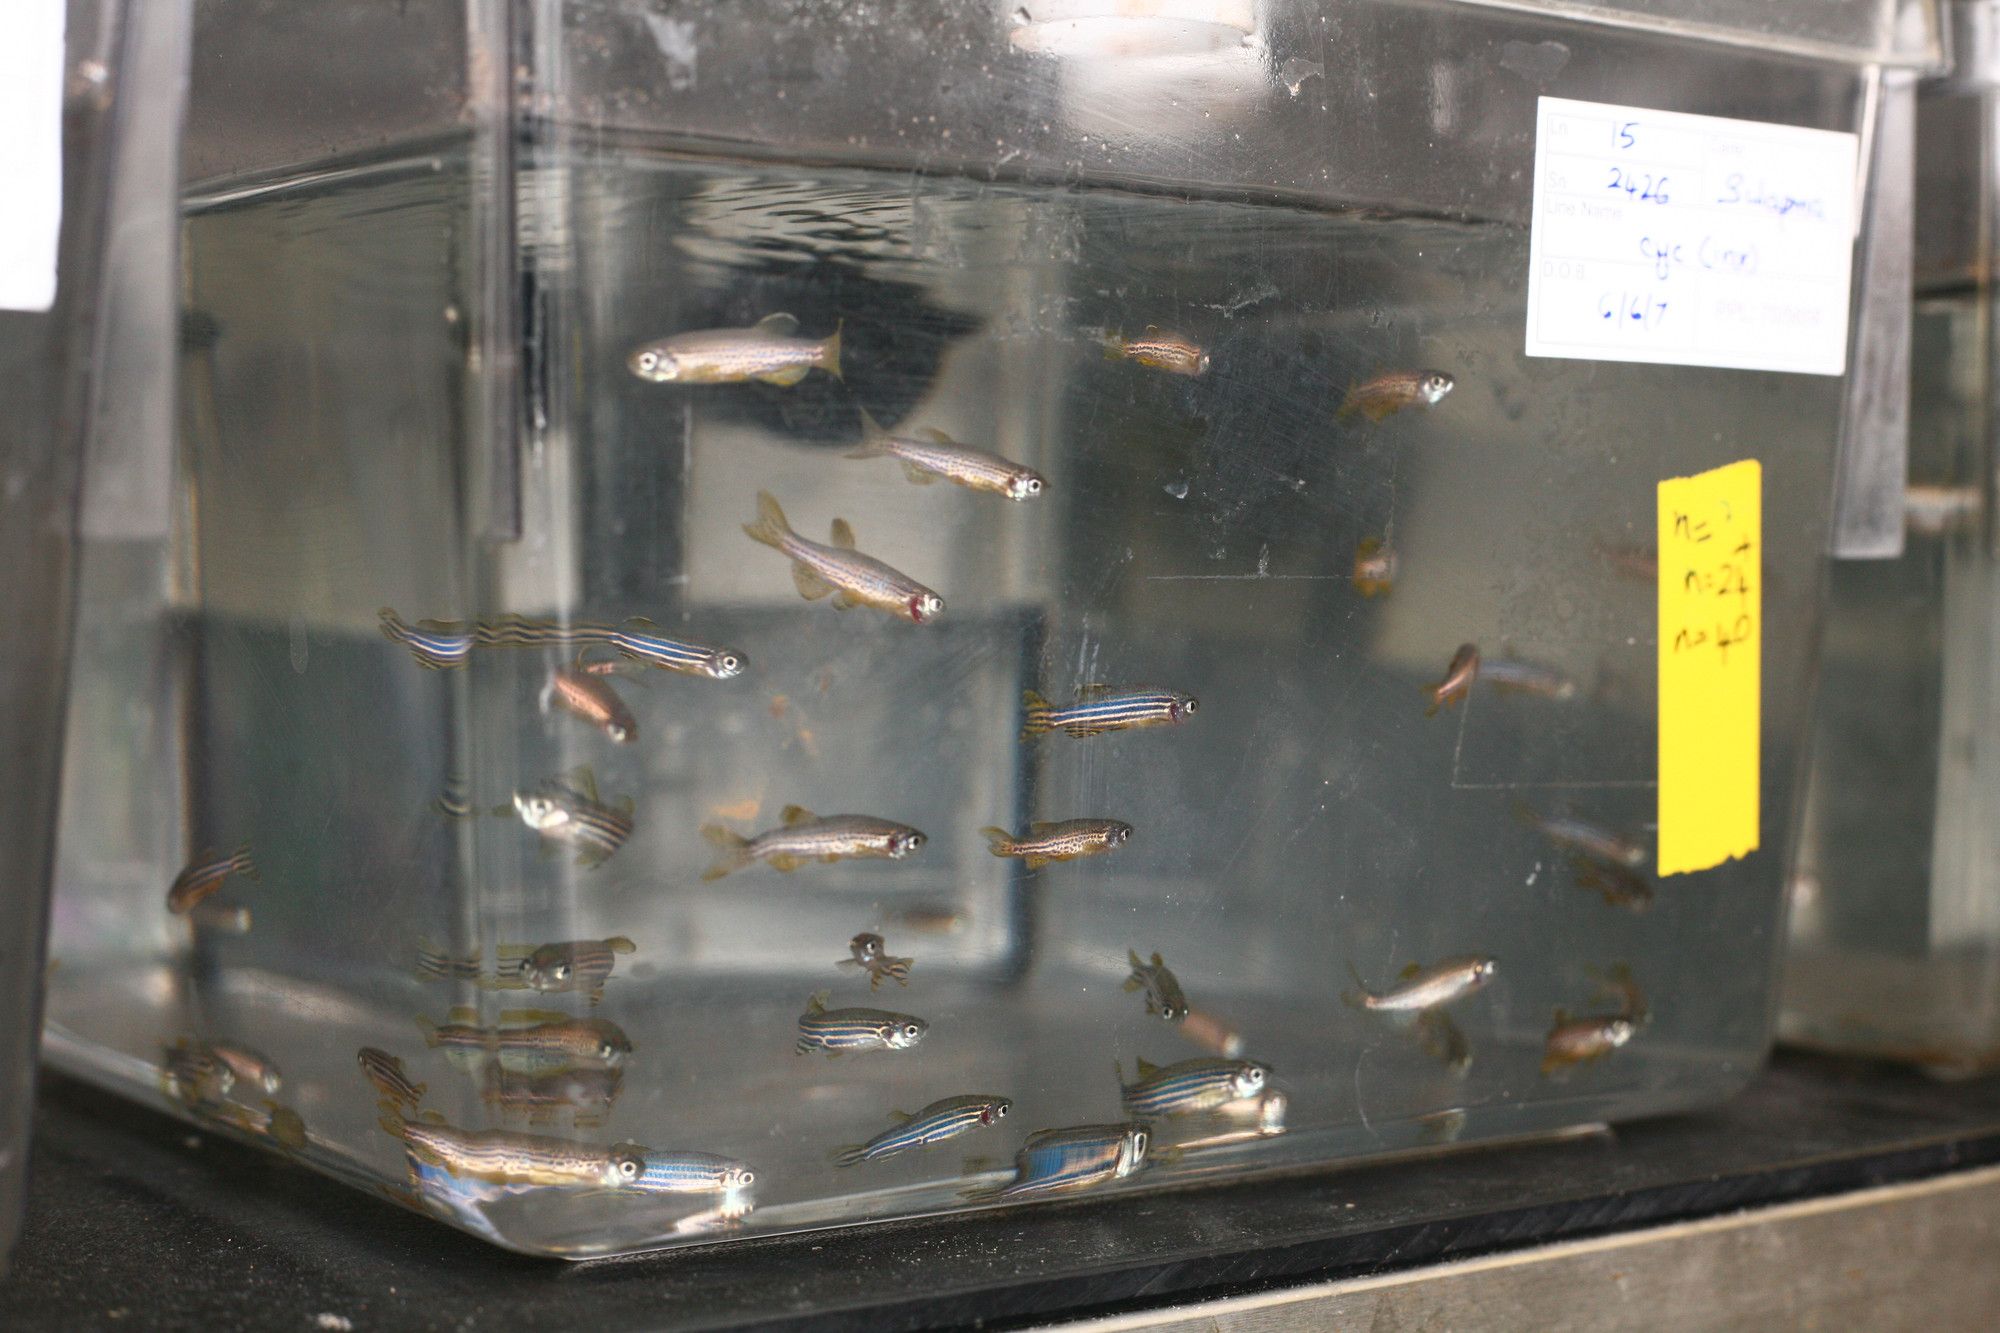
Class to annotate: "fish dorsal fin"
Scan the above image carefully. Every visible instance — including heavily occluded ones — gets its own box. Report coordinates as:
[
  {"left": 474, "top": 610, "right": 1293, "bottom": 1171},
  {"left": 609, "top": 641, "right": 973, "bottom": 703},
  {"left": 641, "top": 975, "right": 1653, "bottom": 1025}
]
[
  {"left": 607, "top": 936, "right": 637, "bottom": 955},
  {"left": 919, "top": 427, "right": 955, "bottom": 445},
  {"left": 1075, "top": 682, "right": 1114, "bottom": 696},
  {"left": 1151, "top": 952, "right": 1165, "bottom": 968},
  {"left": 755, "top": 312, "right": 800, "bottom": 335},
  {"left": 889, "top": 1109, "right": 915, "bottom": 1124},
  {"left": 806, "top": 990, "right": 829, "bottom": 1015},
  {"left": 1135, "top": 1056, "right": 1159, "bottom": 1078},
  {"left": 1400, "top": 962, "right": 1422, "bottom": 979},
  {"left": 500, "top": 1007, "right": 568, "bottom": 1024},
  {"left": 614, "top": 795, "right": 635, "bottom": 818},
  {"left": 1144, "top": 324, "right": 1161, "bottom": 335},
  {"left": 495, "top": 943, "right": 531, "bottom": 958},
  {"left": 1028, "top": 821, "right": 1057, "bottom": 834},
  {"left": 622, "top": 615, "right": 658, "bottom": 630},
  {"left": 780, "top": 804, "right": 817, "bottom": 826},
  {"left": 829, "top": 518, "right": 857, "bottom": 550},
  {"left": 566, "top": 765, "right": 600, "bottom": 804},
  {"left": 418, "top": 1109, "right": 448, "bottom": 1125},
  {"left": 1554, "top": 1007, "right": 1571, "bottom": 1025},
  {"left": 446, "top": 1006, "right": 477, "bottom": 1024}
]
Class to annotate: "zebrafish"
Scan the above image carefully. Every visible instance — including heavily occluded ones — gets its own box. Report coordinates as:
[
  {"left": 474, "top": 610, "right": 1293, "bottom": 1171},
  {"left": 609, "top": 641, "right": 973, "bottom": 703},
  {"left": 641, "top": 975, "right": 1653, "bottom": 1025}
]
[
  {"left": 208, "top": 1043, "right": 282, "bottom": 1096},
  {"left": 504, "top": 767, "right": 634, "bottom": 868},
  {"left": 541, "top": 664, "right": 637, "bottom": 744},
  {"left": 467, "top": 615, "right": 618, "bottom": 651},
  {"left": 1540, "top": 1012, "right": 1636, "bottom": 1075},
  {"left": 605, "top": 620, "right": 745, "bottom": 678},
  {"left": 981, "top": 819, "right": 1132, "bottom": 869},
  {"left": 984, "top": 1123, "right": 1150, "bottom": 1200},
  {"left": 1118, "top": 1056, "right": 1268, "bottom": 1118},
  {"left": 1019, "top": 686, "right": 1197, "bottom": 740},
  {"left": 1103, "top": 326, "right": 1209, "bottom": 377},
  {"left": 417, "top": 1009, "right": 633, "bottom": 1074},
  {"left": 834, "top": 1095, "right": 1013, "bottom": 1166},
  {"left": 1124, "top": 950, "right": 1189, "bottom": 1022},
  {"left": 379, "top": 607, "right": 475, "bottom": 669},
  {"left": 514, "top": 936, "right": 636, "bottom": 1000},
  {"left": 629, "top": 1150, "right": 757, "bottom": 1195},
  {"left": 1424, "top": 643, "right": 1479, "bottom": 717},
  {"left": 166, "top": 844, "right": 258, "bottom": 915},
  {"left": 414, "top": 936, "right": 487, "bottom": 983},
  {"left": 796, "top": 991, "right": 928, "bottom": 1056},
  {"left": 1414, "top": 1009, "right": 1472, "bottom": 1075},
  {"left": 188, "top": 902, "right": 252, "bottom": 934},
  {"left": 1589, "top": 963, "right": 1650, "bottom": 1026},
  {"left": 381, "top": 1110, "right": 645, "bottom": 1189},
  {"left": 434, "top": 775, "right": 477, "bottom": 821},
  {"left": 479, "top": 1063, "right": 625, "bottom": 1126},
  {"left": 1575, "top": 860, "right": 1655, "bottom": 912},
  {"left": 743, "top": 491, "right": 944, "bottom": 623},
  {"left": 699, "top": 805, "right": 926, "bottom": 881},
  {"left": 1343, "top": 956, "right": 1497, "bottom": 1013},
  {"left": 1337, "top": 369, "right": 1454, "bottom": 422},
  {"left": 358, "top": 1047, "right": 427, "bottom": 1111},
  {"left": 1481, "top": 656, "right": 1578, "bottom": 701},
  {"left": 161, "top": 1041, "right": 235, "bottom": 1107},
  {"left": 1517, "top": 806, "right": 1647, "bottom": 869},
  {"left": 848, "top": 410, "right": 1046, "bottom": 500},
  {"left": 837, "top": 932, "right": 913, "bottom": 990},
  {"left": 627, "top": 313, "right": 842, "bottom": 386},
  {"left": 1352, "top": 537, "right": 1397, "bottom": 597}
]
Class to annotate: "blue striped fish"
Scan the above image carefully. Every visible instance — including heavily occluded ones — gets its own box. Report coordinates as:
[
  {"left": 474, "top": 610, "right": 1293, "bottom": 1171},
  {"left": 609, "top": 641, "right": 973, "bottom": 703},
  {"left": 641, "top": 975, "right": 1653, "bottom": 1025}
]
[
  {"left": 166, "top": 844, "right": 258, "bottom": 914},
  {"left": 504, "top": 768, "right": 633, "bottom": 868},
  {"left": 1118, "top": 1056, "right": 1268, "bottom": 1118},
  {"left": 379, "top": 607, "right": 476, "bottom": 669},
  {"left": 627, "top": 1149, "right": 757, "bottom": 1194},
  {"left": 469, "top": 614, "right": 619, "bottom": 651},
  {"left": 1020, "top": 686, "right": 1197, "bottom": 740},
  {"left": 986, "top": 1123, "right": 1150, "bottom": 1200},
  {"left": 833, "top": 1095, "right": 1012, "bottom": 1166},
  {"left": 796, "top": 991, "right": 928, "bottom": 1056},
  {"left": 605, "top": 620, "right": 745, "bottom": 679}
]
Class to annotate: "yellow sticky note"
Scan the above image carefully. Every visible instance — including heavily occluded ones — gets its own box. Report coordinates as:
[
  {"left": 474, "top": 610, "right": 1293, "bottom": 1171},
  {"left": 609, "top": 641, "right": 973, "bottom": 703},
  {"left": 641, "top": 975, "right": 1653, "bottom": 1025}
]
[{"left": 1657, "top": 459, "right": 1761, "bottom": 875}]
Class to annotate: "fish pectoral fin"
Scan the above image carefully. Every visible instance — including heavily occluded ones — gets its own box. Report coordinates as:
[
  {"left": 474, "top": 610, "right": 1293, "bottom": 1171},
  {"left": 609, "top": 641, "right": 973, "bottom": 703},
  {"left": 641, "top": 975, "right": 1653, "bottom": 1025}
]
[
  {"left": 756, "top": 365, "right": 811, "bottom": 387},
  {"left": 1075, "top": 682, "right": 1114, "bottom": 696},
  {"left": 608, "top": 936, "right": 637, "bottom": 955},
  {"left": 1400, "top": 962, "right": 1422, "bottom": 979},
  {"left": 1362, "top": 400, "right": 1395, "bottom": 424},
  {"left": 1063, "top": 725, "right": 1107, "bottom": 738},
  {"left": 1553, "top": 1008, "right": 1570, "bottom": 1025},
  {"left": 1023, "top": 855, "right": 1051, "bottom": 870},
  {"left": 818, "top": 853, "right": 841, "bottom": 864},
  {"left": 828, "top": 518, "right": 858, "bottom": 550},
  {"left": 754, "top": 312, "right": 800, "bottom": 335},
  {"left": 888, "top": 1109, "right": 915, "bottom": 1124},
  {"left": 567, "top": 765, "right": 601, "bottom": 804},
  {"left": 791, "top": 562, "right": 836, "bottom": 600},
  {"left": 1027, "top": 822, "right": 1058, "bottom": 834},
  {"left": 780, "top": 804, "right": 816, "bottom": 826},
  {"left": 901, "top": 462, "right": 938, "bottom": 485},
  {"left": 769, "top": 855, "right": 800, "bottom": 872},
  {"left": 830, "top": 590, "right": 863, "bottom": 611},
  {"left": 1135, "top": 1057, "right": 1158, "bottom": 1077},
  {"left": 1122, "top": 977, "right": 1144, "bottom": 993}
]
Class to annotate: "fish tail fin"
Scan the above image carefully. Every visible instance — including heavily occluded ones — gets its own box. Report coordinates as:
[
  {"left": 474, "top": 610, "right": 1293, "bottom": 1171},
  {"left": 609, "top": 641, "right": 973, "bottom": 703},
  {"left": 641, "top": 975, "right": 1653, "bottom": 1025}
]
[
  {"left": 415, "top": 1016, "right": 442, "bottom": 1048},
  {"left": 980, "top": 827, "right": 1013, "bottom": 857},
  {"left": 231, "top": 843, "right": 260, "bottom": 881},
  {"left": 1100, "top": 331, "right": 1126, "bottom": 361},
  {"left": 830, "top": 1144, "right": 867, "bottom": 1167},
  {"left": 820, "top": 321, "right": 843, "bottom": 380},
  {"left": 1336, "top": 383, "right": 1362, "bottom": 419},
  {"left": 742, "top": 491, "right": 793, "bottom": 550},
  {"left": 1019, "top": 689, "right": 1054, "bottom": 739},
  {"left": 1509, "top": 800, "right": 1541, "bottom": 831},
  {"left": 1423, "top": 686, "right": 1443, "bottom": 719},
  {"left": 378, "top": 607, "right": 406, "bottom": 641},
  {"left": 847, "top": 408, "right": 892, "bottom": 459},
  {"left": 884, "top": 959, "right": 912, "bottom": 987},
  {"left": 698, "top": 824, "right": 752, "bottom": 881},
  {"left": 1341, "top": 962, "right": 1369, "bottom": 1010}
]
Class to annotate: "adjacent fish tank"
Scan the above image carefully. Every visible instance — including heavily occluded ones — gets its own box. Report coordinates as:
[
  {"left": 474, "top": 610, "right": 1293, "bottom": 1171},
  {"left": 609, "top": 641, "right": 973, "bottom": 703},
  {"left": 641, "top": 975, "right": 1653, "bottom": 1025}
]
[{"left": 40, "top": 0, "right": 1934, "bottom": 1256}]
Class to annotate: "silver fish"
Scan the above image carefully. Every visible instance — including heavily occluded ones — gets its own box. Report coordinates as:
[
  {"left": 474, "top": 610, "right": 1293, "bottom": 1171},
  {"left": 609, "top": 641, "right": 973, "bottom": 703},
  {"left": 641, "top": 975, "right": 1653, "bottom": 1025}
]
[
  {"left": 700, "top": 805, "right": 925, "bottom": 881},
  {"left": 1518, "top": 806, "right": 1647, "bottom": 869},
  {"left": 1118, "top": 1056, "right": 1268, "bottom": 1118},
  {"left": 627, "top": 313, "right": 841, "bottom": 386},
  {"left": 796, "top": 991, "right": 928, "bottom": 1056},
  {"left": 166, "top": 844, "right": 257, "bottom": 915},
  {"left": 1425, "top": 644, "right": 1479, "bottom": 717},
  {"left": 382, "top": 1111, "right": 644, "bottom": 1189},
  {"left": 833, "top": 1095, "right": 1012, "bottom": 1166},
  {"left": 848, "top": 410, "right": 1045, "bottom": 500},
  {"left": 629, "top": 1149, "right": 757, "bottom": 1195},
  {"left": 1343, "top": 956, "right": 1497, "bottom": 1013},
  {"left": 743, "top": 491, "right": 943, "bottom": 623},
  {"left": 1019, "top": 687, "right": 1198, "bottom": 740},
  {"left": 1541, "top": 1012, "right": 1636, "bottom": 1075},
  {"left": 981, "top": 819, "right": 1132, "bottom": 869},
  {"left": 1124, "top": 950, "right": 1189, "bottom": 1022}
]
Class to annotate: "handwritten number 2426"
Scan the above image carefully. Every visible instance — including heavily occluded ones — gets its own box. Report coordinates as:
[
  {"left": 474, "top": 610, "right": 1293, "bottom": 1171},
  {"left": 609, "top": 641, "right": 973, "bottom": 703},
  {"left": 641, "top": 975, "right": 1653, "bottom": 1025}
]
[{"left": 1607, "top": 167, "right": 1670, "bottom": 205}]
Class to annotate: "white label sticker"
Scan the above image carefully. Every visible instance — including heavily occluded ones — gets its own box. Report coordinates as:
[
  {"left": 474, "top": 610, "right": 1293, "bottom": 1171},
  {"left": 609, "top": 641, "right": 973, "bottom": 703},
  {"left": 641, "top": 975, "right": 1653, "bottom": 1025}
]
[
  {"left": 1525, "top": 96, "right": 1858, "bottom": 377},
  {"left": 0, "top": 1, "right": 66, "bottom": 313}
]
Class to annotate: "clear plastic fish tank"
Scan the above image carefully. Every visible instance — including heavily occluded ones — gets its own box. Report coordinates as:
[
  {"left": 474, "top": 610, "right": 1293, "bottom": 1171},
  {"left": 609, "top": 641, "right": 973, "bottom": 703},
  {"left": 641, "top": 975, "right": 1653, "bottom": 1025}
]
[{"left": 40, "top": 0, "right": 1937, "bottom": 1256}]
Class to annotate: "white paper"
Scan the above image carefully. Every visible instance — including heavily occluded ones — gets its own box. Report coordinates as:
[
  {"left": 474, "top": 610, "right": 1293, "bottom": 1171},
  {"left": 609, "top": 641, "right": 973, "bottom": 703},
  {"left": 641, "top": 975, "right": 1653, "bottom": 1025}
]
[
  {"left": 0, "top": 1, "right": 66, "bottom": 313},
  {"left": 1524, "top": 96, "right": 1859, "bottom": 377}
]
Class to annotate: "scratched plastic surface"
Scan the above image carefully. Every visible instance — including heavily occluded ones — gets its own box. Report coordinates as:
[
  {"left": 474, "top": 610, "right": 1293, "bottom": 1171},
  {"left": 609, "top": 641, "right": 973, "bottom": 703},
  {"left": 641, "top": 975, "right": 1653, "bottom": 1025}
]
[{"left": 39, "top": 128, "right": 1848, "bottom": 1255}]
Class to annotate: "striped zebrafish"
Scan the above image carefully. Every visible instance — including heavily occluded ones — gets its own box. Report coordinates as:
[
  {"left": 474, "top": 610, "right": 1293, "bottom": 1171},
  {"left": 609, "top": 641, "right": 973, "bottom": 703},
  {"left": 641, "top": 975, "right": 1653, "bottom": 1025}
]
[
  {"left": 469, "top": 614, "right": 618, "bottom": 651},
  {"left": 848, "top": 410, "right": 1046, "bottom": 501},
  {"left": 833, "top": 1095, "right": 1012, "bottom": 1166},
  {"left": 166, "top": 844, "right": 258, "bottom": 914},
  {"left": 414, "top": 936, "right": 487, "bottom": 984},
  {"left": 417, "top": 1009, "right": 633, "bottom": 1074},
  {"left": 479, "top": 1063, "right": 624, "bottom": 1126},
  {"left": 379, "top": 607, "right": 476, "bottom": 669},
  {"left": 837, "top": 932, "right": 913, "bottom": 990},
  {"left": 605, "top": 620, "right": 745, "bottom": 679},
  {"left": 1343, "top": 956, "right": 1497, "bottom": 1014},
  {"left": 627, "top": 313, "right": 841, "bottom": 386},
  {"left": 796, "top": 992, "right": 928, "bottom": 1056},
  {"left": 358, "top": 1047, "right": 427, "bottom": 1111},
  {"left": 628, "top": 1149, "right": 757, "bottom": 1194},
  {"left": 981, "top": 819, "right": 1132, "bottom": 869},
  {"left": 381, "top": 1111, "right": 644, "bottom": 1189},
  {"left": 1019, "top": 686, "right": 1197, "bottom": 740},
  {"left": 700, "top": 806, "right": 925, "bottom": 881},
  {"left": 984, "top": 1123, "right": 1150, "bottom": 1200},
  {"left": 1516, "top": 806, "right": 1647, "bottom": 869},
  {"left": 505, "top": 768, "right": 633, "bottom": 868},
  {"left": 743, "top": 491, "right": 944, "bottom": 623},
  {"left": 1102, "top": 326, "right": 1209, "bottom": 377},
  {"left": 1118, "top": 1057, "right": 1268, "bottom": 1118},
  {"left": 514, "top": 936, "right": 636, "bottom": 1000}
]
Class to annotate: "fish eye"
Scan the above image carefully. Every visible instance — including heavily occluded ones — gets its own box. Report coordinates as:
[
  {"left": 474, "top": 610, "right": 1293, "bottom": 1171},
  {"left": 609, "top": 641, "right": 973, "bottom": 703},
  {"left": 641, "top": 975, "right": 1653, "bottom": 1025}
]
[
  {"left": 995, "top": 1102, "right": 1010, "bottom": 1118},
  {"left": 1134, "top": 1131, "right": 1149, "bottom": 1153},
  {"left": 553, "top": 963, "right": 570, "bottom": 980},
  {"left": 598, "top": 1042, "right": 618, "bottom": 1060},
  {"left": 716, "top": 653, "right": 741, "bottom": 675},
  {"left": 1024, "top": 477, "right": 1042, "bottom": 494},
  {"left": 619, "top": 1157, "right": 641, "bottom": 1180},
  {"left": 637, "top": 350, "right": 659, "bottom": 371},
  {"left": 904, "top": 1024, "right": 922, "bottom": 1039},
  {"left": 1181, "top": 698, "right": 1198, "bottom": 714},
  {"left": 610, "top": 725, "right": 629, "bottom": 742},
  {"left": 1247, "top": 1066, "right": 1266, "bottom": 1084}
]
